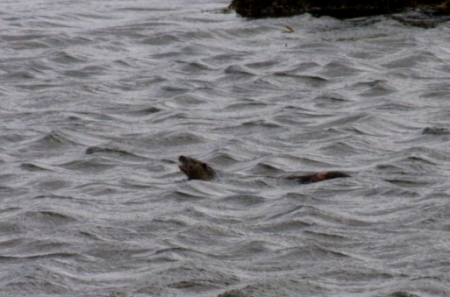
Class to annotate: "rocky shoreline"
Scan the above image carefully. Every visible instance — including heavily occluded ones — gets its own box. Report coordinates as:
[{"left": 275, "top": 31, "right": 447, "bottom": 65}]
[{"left": 228, "top": 0, "right": 450, "bottom": 20}]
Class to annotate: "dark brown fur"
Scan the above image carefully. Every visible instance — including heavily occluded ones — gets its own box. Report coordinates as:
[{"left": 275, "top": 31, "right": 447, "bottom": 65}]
[
  {"left": 179, "top": 155, "right": 349, "bottom": 183},
  {"left": 284, "top": 171, "right": 350, "bottom": 184},
  {"left": 179, "top": 155, "right": 216, "bottom": 180}
]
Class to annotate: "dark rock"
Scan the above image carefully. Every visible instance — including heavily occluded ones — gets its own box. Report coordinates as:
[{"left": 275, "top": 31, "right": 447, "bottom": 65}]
[{"left": 229, "top": 0, "right": 450, "bottom": 20}]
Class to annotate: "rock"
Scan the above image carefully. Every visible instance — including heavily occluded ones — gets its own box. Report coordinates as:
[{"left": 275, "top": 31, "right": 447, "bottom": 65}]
[{"left": 228, "top": 0, "right": 450, "bottom": 20}]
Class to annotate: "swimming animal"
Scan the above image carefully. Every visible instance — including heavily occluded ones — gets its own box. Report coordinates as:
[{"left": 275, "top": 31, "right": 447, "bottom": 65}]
[
  {"left": 179, "top": 155, "right": 217, "bottom": 180},
  {"left": 178, "top": 155, "right": 349, "bottom": 183}
]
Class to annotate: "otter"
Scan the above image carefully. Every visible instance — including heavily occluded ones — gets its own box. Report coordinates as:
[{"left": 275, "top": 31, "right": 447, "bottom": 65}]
[
  {"left": 178, "top": 155, "right": 349, "bottom": 184},
  {"left": 179, "top": 155, "right": 217, "bottom": 181}
]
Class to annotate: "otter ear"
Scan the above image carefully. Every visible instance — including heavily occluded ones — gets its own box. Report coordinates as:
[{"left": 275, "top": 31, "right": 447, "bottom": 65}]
[{"left": 202, "top": 163, "right": 208, "bottom": 169}]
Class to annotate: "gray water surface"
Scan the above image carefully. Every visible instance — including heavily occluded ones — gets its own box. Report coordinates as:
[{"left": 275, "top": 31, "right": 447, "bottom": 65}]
[{"left": 1, "top": 1, "right": 450, "bottom": 296}]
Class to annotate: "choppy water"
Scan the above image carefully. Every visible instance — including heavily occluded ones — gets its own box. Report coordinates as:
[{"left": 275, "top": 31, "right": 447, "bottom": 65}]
[{"left": 1, "top": 0, "right": 450, "bottom": 296}]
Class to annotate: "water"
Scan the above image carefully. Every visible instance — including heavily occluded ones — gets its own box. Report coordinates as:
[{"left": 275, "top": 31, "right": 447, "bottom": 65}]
[{"left": 1, "top": 0, "right": 450, "bottom": 296}]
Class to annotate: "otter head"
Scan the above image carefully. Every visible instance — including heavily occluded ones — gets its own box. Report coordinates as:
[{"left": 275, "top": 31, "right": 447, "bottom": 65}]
[{"left": 178, "top": 155, "right": 216, "bottom": 180}]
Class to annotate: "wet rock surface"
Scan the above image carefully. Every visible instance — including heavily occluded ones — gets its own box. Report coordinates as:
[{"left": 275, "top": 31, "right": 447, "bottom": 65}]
[{"left": 229, "top": 0, "right": 450, "bottom": 25}]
